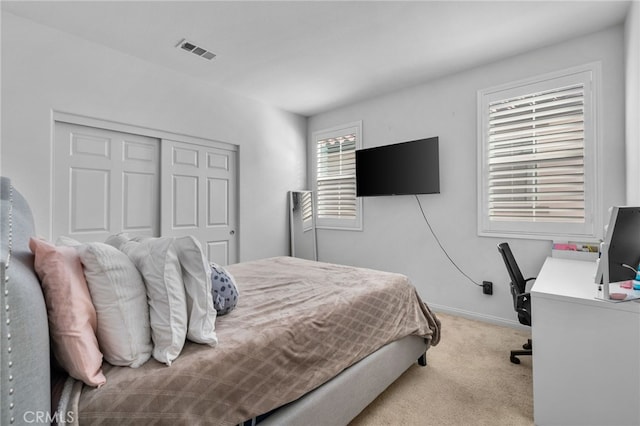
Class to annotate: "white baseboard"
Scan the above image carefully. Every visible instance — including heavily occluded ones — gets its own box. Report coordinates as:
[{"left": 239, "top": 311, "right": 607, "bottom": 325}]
[{"left": 429, "top": 303, "right": 530, "bottom": 331}]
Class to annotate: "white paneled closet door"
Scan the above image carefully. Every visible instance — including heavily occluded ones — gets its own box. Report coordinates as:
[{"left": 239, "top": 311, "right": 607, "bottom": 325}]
[
  {"left": 161, "top": 139, "right": 238, "bottom": 265},
  {"left": 53, "top": 122, "right": 160, "bottom": 243}
]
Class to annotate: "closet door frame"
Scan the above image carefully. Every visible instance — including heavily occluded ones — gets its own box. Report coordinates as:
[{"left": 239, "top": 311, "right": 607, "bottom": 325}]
[{"left": 51, "top": 111, "right": 239, "bottom": 262}]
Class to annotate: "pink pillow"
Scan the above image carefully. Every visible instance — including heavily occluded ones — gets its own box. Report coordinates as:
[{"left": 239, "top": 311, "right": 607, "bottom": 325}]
[{"left": 29, "top": 238, "right": 106, "bottom": 387}]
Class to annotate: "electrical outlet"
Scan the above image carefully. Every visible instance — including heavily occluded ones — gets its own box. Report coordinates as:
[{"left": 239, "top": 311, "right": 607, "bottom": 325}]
[{"left": 482, "top": 281, "right": 493, "bottom": 295}]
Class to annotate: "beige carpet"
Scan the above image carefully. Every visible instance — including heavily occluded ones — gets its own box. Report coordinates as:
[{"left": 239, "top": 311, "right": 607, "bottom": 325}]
[{"left": 349, "top": 312, "right": 533, "bottom": 426}]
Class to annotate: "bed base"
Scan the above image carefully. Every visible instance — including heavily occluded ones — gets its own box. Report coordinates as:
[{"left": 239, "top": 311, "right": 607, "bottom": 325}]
[{"left": 258, "top": 335, "right": 428, "bottom": 426}]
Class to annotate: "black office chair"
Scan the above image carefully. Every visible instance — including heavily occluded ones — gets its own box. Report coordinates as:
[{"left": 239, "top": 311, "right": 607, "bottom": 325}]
[{"left": 497, "top": 242, "right": 534, "bottom": 364}]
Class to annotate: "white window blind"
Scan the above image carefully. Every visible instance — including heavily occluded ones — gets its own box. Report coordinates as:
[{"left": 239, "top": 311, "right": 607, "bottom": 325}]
[
  {"left": 313, "top": 122, "right": 362, "bottom": 230},
  {"left": 478, "top": 64, "right": 600, "bottom": 239},
  {"left": 301, "top": 191, "right": 313, "bottom": 222},
  {"left": 317, "top": 132, "right": 356, "bottom": 218},
  {"left": 301, "top": 191, "right": 313, "bottom": 231},
  {"left": 488, "top": 84, "right": 585, "bottom": 223}
]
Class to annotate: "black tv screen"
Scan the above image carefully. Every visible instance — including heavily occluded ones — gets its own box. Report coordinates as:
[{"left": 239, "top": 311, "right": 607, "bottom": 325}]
[
  {"left": 595, "top": 206, "right": 640, "bottom": 284},
  {"left": 356, "top": 137, "right": 440, "bottom": 197}
]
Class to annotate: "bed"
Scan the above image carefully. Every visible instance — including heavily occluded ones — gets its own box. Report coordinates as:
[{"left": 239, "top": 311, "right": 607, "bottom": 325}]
[{"left": 0, "top": 177, "right": 441, "bottom": 426}]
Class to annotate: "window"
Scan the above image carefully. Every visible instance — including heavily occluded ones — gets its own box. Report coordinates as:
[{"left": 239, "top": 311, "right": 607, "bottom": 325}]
[
  {"left": 301, "top": 191, "right": 313, "bottom": 231},
  {"left": 313, "top": 121, "right": 362, "bottom": 230},
  {"left": 478, "top": 64, "right": 601, "bottom": 239}
]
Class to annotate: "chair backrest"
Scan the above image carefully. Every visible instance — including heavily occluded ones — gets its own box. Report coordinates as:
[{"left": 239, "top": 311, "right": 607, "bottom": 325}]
[{"left": 497, "top": 242, "right": 527, "bottom": 295}]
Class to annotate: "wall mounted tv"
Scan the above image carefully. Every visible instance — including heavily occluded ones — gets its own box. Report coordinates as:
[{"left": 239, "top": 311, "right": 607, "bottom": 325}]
[{"left": 356, "top": 136, "right": 440, "bottom": 197}]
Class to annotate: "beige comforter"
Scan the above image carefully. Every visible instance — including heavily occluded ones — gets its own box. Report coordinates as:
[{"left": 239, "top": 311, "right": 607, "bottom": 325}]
[{"left": 75, "top": 256, "right": 440, "bottom": 425}]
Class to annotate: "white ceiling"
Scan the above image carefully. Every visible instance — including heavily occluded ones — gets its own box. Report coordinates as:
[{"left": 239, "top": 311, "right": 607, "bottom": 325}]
[{"left": 2, "top": 1, "right": 632, "bottom": 117}]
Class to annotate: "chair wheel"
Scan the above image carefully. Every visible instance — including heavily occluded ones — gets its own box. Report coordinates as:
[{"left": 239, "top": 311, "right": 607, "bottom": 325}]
[
  {"left": 510, "top": 355, "right": 521, "bottom": 364},
  {"left": 523, "top": 343, "right": 532, "bottom": 350}
]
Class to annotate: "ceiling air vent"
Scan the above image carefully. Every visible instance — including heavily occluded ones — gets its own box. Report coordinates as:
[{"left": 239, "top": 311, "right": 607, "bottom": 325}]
[{"left": 177, "top": 39, "right": 216, "bottom": 61}]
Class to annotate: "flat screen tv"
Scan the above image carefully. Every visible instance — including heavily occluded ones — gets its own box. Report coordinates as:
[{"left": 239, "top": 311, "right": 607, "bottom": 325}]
[
  {"left": 356, "top": 137, "right": 440, "bottom": 197},
  {"left": 595, "top": 206, "right": 640, "bottom": 284}
]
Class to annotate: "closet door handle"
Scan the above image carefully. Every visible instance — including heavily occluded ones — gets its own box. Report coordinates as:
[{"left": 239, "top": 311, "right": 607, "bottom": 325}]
[{"left": 230, "top": 230, "right": 235, "bottom": 235}]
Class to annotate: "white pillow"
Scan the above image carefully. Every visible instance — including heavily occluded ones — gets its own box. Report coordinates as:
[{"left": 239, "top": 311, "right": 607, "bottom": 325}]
[
  {"left": 56, "top": 235, "right": 82, "bottom": 247},
  {"left": 76, "top": 242, "right": 152, "bottom": 368},
  {"left": 121, "top": 238, "right": 187, "bottom": 366},
  {"left": 173, "top": 236, "right": 218, "bottom": 346},
  {"left": 104, "top": 232, "right": 132, "bottom": 250}
]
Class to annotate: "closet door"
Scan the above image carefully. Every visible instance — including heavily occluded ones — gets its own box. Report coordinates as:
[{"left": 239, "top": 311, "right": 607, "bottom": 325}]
[
  {"left": 53, "top": 122, "right": 160, "bottom": 242},
  {"left": 161, "top": 139, "right": 238, "bottom": 265}
]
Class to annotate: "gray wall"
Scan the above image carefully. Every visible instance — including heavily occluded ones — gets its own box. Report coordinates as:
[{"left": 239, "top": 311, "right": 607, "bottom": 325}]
[
  {"left": 626, "top": 1, "right": 640, "bottom": 204},
  {"left": 1, "top": 12, "right": 308, "bottom": 262},
  {"left": 308, "top": 26, "right": 626, "bottom": 325}
]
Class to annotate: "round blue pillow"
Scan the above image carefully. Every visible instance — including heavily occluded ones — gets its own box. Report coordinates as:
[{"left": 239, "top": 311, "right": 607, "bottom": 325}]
[{"left": 210, "top": 263, "right": 239, "bottom": 315}]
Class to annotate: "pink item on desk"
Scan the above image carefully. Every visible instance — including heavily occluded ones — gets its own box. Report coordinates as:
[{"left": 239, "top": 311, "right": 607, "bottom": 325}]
[
  {"left": 620, "top": 280, "right": 633, "bottom": 289},
  {"left": 553, "top": 243, "right": 577, "bottom": 251}
]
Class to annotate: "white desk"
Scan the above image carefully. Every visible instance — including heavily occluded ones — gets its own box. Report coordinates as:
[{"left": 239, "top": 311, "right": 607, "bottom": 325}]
[{"left": 531, "top": 257, "right": 640, "bottom": 425}]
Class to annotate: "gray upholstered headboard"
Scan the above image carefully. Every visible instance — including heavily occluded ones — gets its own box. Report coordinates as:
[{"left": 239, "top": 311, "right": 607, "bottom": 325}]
[{"left": 1, "top": 177, "right": 51, "bottom": 425}]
